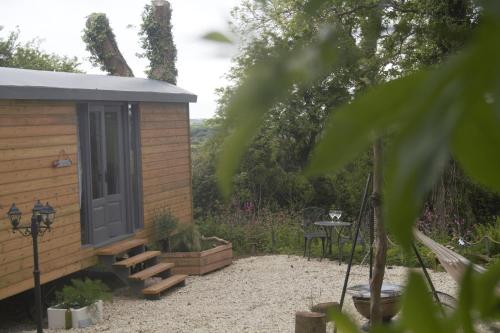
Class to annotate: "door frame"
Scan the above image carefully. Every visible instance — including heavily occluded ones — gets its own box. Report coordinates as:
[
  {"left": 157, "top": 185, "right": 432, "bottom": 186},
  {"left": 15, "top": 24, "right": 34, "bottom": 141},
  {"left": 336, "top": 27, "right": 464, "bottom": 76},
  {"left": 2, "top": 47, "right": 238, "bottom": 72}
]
[{"left": 77, "top": 102, "right": 142, "bottom": 247}]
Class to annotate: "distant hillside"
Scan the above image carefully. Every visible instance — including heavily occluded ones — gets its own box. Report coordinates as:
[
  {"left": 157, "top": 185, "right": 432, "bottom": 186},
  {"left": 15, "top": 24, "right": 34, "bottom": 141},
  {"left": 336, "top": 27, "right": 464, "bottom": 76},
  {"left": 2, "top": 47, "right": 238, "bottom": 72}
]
[
  {"left": 190, "top": 118, "right": 214, "bottom": 147},
  {"left": 190, "top": 119, "right": 206, "bottom": 126}
]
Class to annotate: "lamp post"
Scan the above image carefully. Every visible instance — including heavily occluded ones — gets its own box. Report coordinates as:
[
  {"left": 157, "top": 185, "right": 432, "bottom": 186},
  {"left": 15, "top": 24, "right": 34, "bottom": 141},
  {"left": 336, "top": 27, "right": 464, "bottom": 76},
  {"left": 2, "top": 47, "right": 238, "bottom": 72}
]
[{"left": 6, "top": 200, "right": 56, "bottom": 333}]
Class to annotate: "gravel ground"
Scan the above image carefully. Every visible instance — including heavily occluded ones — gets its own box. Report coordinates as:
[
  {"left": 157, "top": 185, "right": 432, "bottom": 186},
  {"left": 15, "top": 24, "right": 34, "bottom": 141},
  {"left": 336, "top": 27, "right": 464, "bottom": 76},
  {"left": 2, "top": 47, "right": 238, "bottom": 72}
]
[{"left": 3, "top": 255, "right": 457, "bottom": 333}]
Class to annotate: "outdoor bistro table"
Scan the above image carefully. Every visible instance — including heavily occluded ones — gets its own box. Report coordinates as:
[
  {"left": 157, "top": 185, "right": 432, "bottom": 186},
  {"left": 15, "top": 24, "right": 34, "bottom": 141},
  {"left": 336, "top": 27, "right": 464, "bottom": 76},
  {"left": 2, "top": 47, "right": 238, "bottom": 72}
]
[{"left": 314, "top": 221, "right": 351, "bottom": 264}]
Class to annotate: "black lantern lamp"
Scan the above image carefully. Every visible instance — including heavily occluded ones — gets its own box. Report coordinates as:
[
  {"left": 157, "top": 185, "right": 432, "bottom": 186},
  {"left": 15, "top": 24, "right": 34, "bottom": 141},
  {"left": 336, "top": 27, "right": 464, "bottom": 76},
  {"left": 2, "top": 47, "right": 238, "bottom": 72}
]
[
  {"left": 32, "top": 199, "right": 44, "bottom": 216},
  {"left": 6, "top": 200, "right": 56, "bottom": 333},
  {"left": 7, "top": 203, "right": 22, "bottom": 229},
  {"left": 42, "top": 202, "right": 55, "bottom": 228}
]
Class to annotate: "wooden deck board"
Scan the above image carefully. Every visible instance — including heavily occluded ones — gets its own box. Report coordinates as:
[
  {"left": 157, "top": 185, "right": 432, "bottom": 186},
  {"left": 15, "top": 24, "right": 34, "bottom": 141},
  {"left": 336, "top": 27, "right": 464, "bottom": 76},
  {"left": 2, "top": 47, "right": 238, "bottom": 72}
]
[
  {"left": 129, "top": 263, "right": 174, "bottom": 281},
  {"left": 96, "top": 239, "right": 147, "bottom": 256},
  {"left": 112, "top": 251, "right": 160, "bottom": 268},
  {"left": 142, "top": 274, "right": 187, "bottom": 295}
]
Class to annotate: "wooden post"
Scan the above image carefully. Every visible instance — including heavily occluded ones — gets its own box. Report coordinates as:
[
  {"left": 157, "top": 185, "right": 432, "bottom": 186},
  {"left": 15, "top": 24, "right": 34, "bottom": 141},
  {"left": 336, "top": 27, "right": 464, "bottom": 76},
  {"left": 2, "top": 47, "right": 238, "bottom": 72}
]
[
  {"left": 311, "top": 302, "right": 340, "bottom": 321},
  {"left": 295, "top": 311, "right": 326, "bottom": 333},
  {"left": 370, "top": 137, "right": 387, "bottom": 324}
]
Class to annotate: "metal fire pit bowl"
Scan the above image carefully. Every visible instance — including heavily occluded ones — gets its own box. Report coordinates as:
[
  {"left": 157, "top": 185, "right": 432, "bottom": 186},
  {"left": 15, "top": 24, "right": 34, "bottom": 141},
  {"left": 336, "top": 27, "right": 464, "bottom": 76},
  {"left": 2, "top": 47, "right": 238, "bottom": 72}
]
[{"left": 347, "top": 283, "right": 403, "bottom": 321}]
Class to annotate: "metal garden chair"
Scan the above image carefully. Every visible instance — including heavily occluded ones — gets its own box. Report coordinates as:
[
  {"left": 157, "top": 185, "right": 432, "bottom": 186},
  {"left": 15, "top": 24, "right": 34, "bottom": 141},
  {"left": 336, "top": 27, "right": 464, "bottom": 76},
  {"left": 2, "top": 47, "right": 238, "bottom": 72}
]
[{"left": 301, "top": 207, "right": 327, "bottom": 260}]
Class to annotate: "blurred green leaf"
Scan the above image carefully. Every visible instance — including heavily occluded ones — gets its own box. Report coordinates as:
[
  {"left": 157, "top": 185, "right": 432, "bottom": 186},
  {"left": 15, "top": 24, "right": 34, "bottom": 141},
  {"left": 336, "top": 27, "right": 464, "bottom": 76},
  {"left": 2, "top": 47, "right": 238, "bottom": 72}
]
[
  {"left": 474, "top": 261, "right": 500, "bottom": 319},
  {"left": 328, "top": 310, "right": 360, "bottom": 333},
  {"left": 384, "top": 67, "right": 465, "bottom": 248},
  {"left": 452, "top": 99, "right": 500, "bottom": 192},
  {"left": 216, "top": 27, "right": 350, "bottom": 196},
  {"left": 203, "top": 31, "right": 233, "bottom": 44},
  {"left": 400, "top": 272, "right": 443, "bottom": 332},
  {"left": 306, "top": 71, "right": 427, "bottom": 176},
  {"left": 216, "top": 53, "right": 295, "bottom": 196},
  {"left": 457, "top": 267, "right": 474, "bottom": 333}
]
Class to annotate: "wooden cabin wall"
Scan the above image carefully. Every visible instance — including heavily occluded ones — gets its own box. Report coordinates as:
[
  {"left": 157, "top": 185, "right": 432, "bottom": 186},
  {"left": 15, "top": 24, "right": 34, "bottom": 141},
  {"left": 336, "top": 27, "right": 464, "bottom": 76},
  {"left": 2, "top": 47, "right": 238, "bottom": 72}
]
[
  {"left": 137, "top": 102, "right": 193, "bottom": 238},
  {"left": 0, "top": 100, "right": 193, "bottom": 301},
  {"left": 0, "top": 100, "right": 96, "bottom": 300}
]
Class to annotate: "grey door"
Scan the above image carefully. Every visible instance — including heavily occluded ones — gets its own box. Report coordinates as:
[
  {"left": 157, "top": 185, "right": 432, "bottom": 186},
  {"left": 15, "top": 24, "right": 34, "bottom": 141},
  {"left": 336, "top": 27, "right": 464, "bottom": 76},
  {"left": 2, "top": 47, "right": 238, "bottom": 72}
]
[{"left": 88, "top": 105, "right": 128, "bottom": 245}]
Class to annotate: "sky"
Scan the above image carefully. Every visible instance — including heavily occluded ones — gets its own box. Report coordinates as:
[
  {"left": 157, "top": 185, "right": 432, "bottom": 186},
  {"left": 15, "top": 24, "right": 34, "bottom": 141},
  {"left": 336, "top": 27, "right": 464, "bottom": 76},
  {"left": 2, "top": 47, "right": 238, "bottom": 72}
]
[{"left": 0, "top": 0, "right": 240, "bottom": 119}]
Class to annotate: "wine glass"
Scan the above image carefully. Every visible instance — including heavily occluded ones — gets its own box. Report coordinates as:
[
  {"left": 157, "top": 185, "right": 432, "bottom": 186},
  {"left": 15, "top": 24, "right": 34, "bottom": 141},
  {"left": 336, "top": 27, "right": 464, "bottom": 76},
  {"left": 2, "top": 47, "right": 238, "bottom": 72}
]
[{"left": 329, "top": 210, "right": 342, "bottom": 221}]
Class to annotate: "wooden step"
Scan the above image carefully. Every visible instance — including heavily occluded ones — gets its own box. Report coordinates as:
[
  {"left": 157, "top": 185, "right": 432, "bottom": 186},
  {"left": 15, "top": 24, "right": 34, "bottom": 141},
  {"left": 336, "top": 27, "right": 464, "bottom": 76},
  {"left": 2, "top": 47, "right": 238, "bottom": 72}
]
[
  {"left": 129, "top": 263, "right": 175, "bottom": 281},
  {"left": 97, "top": 238, "right": 147, "bottom": 256},
  {"left": 142, "top": 274, "right": 187, "bottom": 296},
  {"left": 113, "top": 251, "right": 160, "bottom": 268}
]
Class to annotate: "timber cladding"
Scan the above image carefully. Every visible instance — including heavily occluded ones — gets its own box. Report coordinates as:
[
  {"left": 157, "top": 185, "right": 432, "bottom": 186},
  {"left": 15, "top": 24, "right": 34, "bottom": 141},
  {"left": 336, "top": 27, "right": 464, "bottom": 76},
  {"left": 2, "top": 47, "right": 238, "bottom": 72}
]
[
  {"left": 139, "top": 102, "right": 193, "bottom": 239},
  {"left": 0, "top": 100, "right": 90, "bottom": 300},
  {"left": 0, "top": 100, "right": 193, "bottom": 300}
]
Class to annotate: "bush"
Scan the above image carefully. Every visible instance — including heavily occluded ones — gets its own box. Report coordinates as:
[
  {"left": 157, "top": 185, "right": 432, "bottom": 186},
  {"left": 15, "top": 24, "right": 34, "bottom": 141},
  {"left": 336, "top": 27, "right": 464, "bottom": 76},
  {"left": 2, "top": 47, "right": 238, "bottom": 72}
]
[
  {"left": 151, "top": 209, "right": 178, "bottom": 252},
  {"left": 196, "top": 207, "right": 470, "bottom": 270},
  {"left": 196, "top": 208, "right": 306, "bottom": 255},
  {"left": 55, "top": 278, "right": 111, "bottom": 309},
  {"left": 169, "top": 224, "right": 201, "bottom": 252},
  {"left": 468, "top": 219, "right": 500, "bottom": 257}
]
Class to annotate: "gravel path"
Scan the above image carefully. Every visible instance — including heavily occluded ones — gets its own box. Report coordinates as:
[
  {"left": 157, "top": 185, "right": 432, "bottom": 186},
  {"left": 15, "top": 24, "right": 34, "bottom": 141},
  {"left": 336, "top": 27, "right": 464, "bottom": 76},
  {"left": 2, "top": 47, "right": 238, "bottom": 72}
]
[{"left": 4, "top": 255, "right": 457, "bottom": 333}]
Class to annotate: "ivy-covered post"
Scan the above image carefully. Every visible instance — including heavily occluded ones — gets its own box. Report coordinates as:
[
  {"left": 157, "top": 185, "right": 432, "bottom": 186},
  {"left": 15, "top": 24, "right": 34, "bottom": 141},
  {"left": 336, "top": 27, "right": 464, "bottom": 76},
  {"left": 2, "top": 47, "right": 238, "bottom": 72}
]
[
  {"left": 140, "top": 0, "right": 178, "bottom": 84},
  {"left": 82, "top": 13, "right": 134, "bottom": 77}
]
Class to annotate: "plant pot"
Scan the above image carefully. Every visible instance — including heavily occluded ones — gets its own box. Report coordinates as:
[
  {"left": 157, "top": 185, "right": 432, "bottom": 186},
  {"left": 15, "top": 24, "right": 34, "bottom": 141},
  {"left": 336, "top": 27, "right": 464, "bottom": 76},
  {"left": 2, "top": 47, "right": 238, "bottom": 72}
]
[
  {"left": 71, "top": 300, "right": 103, "bottom": 328},
  {"left": 160, "top": 243, "right": 233, "bottom": 275},
  {"left": 47, "top": 300, "right": 103, "bottom": 329},
  {"left": 47, "top": 306, "right": 72, "bottom": 329}
]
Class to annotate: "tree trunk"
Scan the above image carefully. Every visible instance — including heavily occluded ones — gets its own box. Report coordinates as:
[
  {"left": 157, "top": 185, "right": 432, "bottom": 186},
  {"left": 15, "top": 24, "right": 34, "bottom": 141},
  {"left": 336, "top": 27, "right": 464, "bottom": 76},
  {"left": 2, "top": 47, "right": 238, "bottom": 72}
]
[
  {"left": 142, "top": 0, "right": 178, "bottom": 84},
  {"left": 82, "top": 13, "right": 134, "bottom": 77},
  {"left": 370, "top": 137, "right": 387, "bottom": 324},
  {"left": 100, "top": 34, "right": 134, "bottom": 77},
  {"left": 295, "top": 311, "right": 326, "bottom": 333}
]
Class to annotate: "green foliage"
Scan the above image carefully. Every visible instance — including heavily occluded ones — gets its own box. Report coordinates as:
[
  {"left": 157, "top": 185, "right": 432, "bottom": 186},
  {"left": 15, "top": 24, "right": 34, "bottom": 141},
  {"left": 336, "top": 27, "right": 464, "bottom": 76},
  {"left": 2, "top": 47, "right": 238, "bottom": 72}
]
[
  {"left": 0, "top": 28, "right": 80, "bottom": 72},
  {"left": 190, "top": 119, "right": 215, "bottom": 148},
  {"left": 170, "top": 224, "right": 201, "bottom": 252},
  {"left": 151, "top": 209, "right": 178, "bottom": 251},
  {"left": 194, "top": 0, "right": 498, "bottom": 229},
  {"left": 139, "top": 1, "right": 177, "bottom": 84},
  {"left": 469, "top": 220, "right": 500, "bottom": 258},
  {"left": 55, "top": 278, "right": 111, "bottom": 309},
  {"left": 310, "top": 10, "right": 500, "bottom": 249},
  {"left": 208, "top": 0, "right": 500, "bottom": 331},
  {"left": 197, "top": 208, "right": 305, "bottom": 255},
  {"left": 216, "top": 0, "right": 500, "bottom": 249},
  {"left": 197, "top": 208, "right": 444, "bottom": 268}
]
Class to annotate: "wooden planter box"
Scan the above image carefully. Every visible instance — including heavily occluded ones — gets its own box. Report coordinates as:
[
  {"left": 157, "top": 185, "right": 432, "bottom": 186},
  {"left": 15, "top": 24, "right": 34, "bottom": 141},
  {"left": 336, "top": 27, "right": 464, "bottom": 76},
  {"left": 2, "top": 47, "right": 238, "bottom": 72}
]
[{"left": 160, "top": 243, "right": 232, "bottom": 275}]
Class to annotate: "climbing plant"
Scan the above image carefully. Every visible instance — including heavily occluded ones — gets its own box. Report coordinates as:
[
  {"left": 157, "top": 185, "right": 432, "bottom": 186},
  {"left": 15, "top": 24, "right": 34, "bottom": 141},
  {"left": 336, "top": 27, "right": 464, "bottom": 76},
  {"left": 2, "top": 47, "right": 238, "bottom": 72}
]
[
  {"left": 139, "top": 0, "right": 178, "bottom": 84},
  {"left": 82, "top": 13, "right": 134, "bottom": 77}
]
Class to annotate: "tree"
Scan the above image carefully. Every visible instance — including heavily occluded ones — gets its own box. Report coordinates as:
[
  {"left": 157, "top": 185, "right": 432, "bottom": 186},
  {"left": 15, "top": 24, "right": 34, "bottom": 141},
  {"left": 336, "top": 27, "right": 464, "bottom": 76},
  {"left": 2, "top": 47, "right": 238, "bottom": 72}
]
[
  {"left": 193, "top": 0, "right": 369, "bottom": 218},
  {"left": 139, "top": 0, "right": 178, "bottom": 84},
  {"left": 213, "top": 0, "right": 499, "bottom": 330},
  {"left": 0, "top": 28, "right": 80, "bottom": 72},
  {"left": 82, "top": 0, "right": 178, "bottom": 84}
]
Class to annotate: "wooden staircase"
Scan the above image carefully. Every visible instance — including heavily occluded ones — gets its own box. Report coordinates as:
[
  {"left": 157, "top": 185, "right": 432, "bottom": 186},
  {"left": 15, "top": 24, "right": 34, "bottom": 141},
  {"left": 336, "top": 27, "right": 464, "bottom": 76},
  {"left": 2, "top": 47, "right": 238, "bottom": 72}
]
[{"left": 97, "top": 238, "right": 186, "bottom": 300}]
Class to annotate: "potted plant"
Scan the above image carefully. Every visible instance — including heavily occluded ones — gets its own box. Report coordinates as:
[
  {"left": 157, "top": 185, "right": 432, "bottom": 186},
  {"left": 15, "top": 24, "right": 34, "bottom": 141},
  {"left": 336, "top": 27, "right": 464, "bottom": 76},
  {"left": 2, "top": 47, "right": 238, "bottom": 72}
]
[
  {"left": 151, "top": 208, "right": 178, "bottom": 252},
  {"left": 47, "top": 278, "right": 112, "bottom": 329}
]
